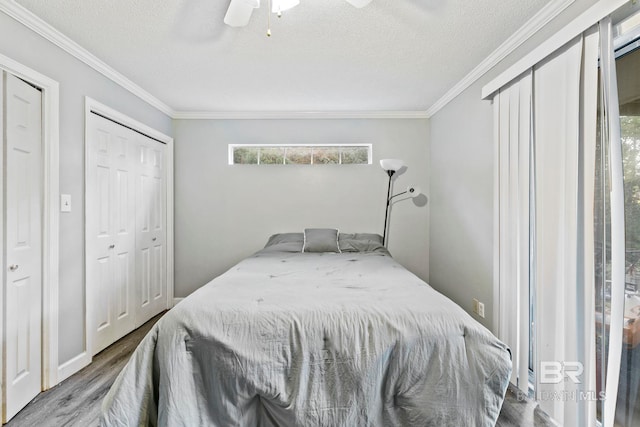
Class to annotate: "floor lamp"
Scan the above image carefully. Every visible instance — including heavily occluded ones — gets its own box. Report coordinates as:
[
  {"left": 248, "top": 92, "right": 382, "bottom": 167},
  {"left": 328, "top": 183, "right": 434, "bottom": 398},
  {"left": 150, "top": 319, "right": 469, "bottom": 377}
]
[{"left": 380, "top": 159, "right": 421, "bottom": 247}]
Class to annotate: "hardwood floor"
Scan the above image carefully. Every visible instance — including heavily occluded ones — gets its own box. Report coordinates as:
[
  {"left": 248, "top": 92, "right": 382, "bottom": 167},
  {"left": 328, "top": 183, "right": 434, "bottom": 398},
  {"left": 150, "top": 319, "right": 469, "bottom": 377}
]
[
  {"left": 497, "top": 386, "right": 558, "bottom": 427},
  {"left": 5, "top": 313, "right": 164, "bottom": 427},
  {"left": 6, "top": 313, "right": 555, "bottom": 426}
]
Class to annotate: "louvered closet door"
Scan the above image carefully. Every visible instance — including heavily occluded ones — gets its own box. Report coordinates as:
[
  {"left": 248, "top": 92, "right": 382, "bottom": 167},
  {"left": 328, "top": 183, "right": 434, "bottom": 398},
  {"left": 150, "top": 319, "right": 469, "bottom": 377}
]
[
  {"left": 135, "top": 134, "right": 167, "bottom": 327},
  {"left": 3, "top": 73, "right": 43, "bottom": 422},
  {"left": 86, "top": 114, "right": 136, "bottom": 355}
]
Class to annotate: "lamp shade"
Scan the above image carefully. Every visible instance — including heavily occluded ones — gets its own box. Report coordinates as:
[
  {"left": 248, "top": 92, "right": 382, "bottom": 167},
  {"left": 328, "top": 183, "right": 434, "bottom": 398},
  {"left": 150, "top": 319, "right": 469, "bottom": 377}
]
[
  {"left": 380, "top": 159, "right": 405, "bottom": 172},
  {"left": 406, "top": 186, "right": 421, "bottom": 197}
]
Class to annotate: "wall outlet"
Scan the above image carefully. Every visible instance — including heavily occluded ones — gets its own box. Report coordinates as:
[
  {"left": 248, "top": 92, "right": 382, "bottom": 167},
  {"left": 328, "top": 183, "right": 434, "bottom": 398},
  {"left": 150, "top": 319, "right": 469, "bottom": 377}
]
[{"left": 472, "top": 298, "right": 485, "bottom": 318}]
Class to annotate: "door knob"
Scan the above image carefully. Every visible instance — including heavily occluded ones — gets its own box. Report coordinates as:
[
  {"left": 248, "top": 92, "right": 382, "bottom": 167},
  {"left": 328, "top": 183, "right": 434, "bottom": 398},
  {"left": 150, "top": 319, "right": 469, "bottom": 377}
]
[
  {"left": 8, "top": 264, "right": 18, "bottom": 271},
  {"left": 152, "top": 237, "right": 157, "bottom": 241},
  {"left": 109, "top": 244, "right": 115, "bottom": 249}
]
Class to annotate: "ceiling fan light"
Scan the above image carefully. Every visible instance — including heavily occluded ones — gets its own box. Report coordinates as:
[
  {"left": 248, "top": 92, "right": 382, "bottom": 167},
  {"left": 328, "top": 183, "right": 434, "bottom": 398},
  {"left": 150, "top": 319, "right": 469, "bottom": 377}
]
[
  {"left": 344, "top": 0, "right": 373, "bottom": 8},
  {"left": 272, "top": 0, "right": 300, "bottom": 13}
]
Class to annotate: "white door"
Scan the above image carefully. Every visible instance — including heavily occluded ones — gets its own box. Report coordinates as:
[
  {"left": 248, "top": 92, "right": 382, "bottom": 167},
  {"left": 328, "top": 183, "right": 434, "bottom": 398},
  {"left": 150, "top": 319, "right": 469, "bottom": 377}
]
[
  {"left": 3, "top": 73, "right": 43, "bottom": 421},
  {"left": 135, "top": 134, "right": 167, "bottom": 327},
  {"left": 86, "top": 114, "right": 136, "bottom": 355}
]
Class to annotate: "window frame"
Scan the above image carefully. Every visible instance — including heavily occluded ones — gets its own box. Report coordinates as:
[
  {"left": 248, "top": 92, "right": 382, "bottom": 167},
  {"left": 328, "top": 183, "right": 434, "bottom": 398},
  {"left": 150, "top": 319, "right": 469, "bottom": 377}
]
[{"left": 227, "top": 143, "right": 372, "bottom": 165}]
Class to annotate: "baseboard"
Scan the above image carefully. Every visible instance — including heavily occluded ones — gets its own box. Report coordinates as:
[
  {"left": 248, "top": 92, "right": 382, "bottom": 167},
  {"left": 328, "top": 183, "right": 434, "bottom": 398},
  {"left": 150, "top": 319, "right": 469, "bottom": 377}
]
[
  {"left": 172, "top": 297, "right": 184, "bottom": 307},
  {"left": 56, "top": 351, "right": 91, "bottom": 384}
]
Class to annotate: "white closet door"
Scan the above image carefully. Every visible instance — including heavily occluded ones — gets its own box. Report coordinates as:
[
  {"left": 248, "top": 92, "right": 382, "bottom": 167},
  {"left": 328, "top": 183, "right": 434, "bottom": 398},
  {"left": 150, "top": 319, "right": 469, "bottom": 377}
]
[
  {"left": 135, "top": 134, "right": 167, "bottom": 327},
  {"left": 86, "top": 114, "right": 136, "bottom": 355},
  {"left": 4, "top": 73, "right": 42, "bottom": 421}
]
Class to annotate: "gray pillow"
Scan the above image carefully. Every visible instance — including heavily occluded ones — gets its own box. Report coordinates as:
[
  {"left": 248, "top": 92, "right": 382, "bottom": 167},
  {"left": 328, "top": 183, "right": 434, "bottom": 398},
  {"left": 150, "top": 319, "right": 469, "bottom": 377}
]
[
  {"left": 338, "top": 233, "right": 385, "bottom": 252},
  {"left": 262, "top": 233, "right": 304, "bottom": 252},
  {"left": 302, "top": 228, "right": 341, "bottom": 253}
]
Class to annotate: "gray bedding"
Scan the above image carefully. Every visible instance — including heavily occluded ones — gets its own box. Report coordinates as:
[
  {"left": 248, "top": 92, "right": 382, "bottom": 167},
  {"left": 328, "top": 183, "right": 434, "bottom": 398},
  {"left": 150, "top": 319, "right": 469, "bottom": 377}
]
[{"left": 101, "top": 247, "right": 511, "bottom": 426}]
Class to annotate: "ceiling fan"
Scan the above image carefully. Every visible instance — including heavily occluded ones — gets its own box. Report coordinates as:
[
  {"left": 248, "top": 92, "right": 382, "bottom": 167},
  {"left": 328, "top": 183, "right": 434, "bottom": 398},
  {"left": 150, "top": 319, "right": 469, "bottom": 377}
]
[{"left": 224, "top": 0, "right": 373, "bottom": 29}]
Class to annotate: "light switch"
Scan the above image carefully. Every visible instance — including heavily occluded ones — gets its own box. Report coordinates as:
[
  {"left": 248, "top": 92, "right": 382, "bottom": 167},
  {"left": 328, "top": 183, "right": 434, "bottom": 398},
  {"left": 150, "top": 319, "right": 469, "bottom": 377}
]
[{"left": 61, "top": 194, "right": 71, "bottom": 212}]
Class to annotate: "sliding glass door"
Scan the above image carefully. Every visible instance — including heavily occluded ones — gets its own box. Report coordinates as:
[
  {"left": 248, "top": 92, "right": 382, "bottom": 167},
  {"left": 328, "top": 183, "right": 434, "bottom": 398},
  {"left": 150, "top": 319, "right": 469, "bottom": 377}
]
[{"left": 595, "top": 22, "right": 640, "bottom": 427}]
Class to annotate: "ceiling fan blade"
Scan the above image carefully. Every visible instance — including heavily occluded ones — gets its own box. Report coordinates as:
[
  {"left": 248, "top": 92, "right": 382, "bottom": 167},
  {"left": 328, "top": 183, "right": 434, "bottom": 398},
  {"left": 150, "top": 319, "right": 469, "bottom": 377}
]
[
  {"left": 224, "top": 0, "right": 258, "bottom": 27},
  {"left": 344, "top": 0, "right": 372, "bottom": 8}
]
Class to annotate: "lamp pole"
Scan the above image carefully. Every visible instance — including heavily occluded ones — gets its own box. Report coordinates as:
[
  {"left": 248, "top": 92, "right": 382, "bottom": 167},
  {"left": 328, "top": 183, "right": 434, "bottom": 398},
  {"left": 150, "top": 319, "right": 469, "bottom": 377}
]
[{"left": 383, "top": 170, "right": 395, "bottom": 247}]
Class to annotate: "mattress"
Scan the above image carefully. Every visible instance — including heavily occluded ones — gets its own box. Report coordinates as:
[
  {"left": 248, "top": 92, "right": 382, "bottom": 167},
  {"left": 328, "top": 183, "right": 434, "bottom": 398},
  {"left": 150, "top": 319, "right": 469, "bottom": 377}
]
[{"left": 101, "top": 247, "right": 511, "bottom": 426}]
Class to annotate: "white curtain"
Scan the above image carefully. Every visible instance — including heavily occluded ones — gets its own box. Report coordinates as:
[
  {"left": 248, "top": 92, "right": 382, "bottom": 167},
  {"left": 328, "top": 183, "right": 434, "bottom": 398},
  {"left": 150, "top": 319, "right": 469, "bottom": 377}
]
[{"left": 494, "top": 27, "right": 600, "bottom": 427}]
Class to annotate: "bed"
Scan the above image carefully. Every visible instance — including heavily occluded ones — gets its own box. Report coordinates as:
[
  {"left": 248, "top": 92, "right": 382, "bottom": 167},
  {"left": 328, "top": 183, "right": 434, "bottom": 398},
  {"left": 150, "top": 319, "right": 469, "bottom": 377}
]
[{"left": 100, "top": 230, "right": 511, "bottom": 426}]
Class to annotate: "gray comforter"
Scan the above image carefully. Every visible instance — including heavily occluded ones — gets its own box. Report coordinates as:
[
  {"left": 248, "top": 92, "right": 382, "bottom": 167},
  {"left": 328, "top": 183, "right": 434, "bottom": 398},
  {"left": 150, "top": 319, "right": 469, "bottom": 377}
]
[{"left": 101, "top": 250, "right": 511, "bottom": 426}]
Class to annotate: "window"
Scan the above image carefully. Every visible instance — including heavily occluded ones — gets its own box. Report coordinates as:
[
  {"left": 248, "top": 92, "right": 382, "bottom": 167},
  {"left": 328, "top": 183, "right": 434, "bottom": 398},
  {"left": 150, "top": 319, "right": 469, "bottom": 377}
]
[{"left": 228, "top": 144, "right": 371, "bottom": 165}]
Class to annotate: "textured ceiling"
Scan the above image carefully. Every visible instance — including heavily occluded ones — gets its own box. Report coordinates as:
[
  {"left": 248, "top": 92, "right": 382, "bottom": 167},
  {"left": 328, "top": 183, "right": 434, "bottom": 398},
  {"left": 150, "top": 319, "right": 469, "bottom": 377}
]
[{"left": 15, "top": 0, "right": 550, "bottom": 112}]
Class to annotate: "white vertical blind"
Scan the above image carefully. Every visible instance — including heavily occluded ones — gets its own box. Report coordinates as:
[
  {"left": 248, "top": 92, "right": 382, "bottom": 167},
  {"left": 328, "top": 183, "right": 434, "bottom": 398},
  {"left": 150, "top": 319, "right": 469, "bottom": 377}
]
[
  {"left": 599, "top": 17, "right": 625, "bottom": 427},
  {"left": 579, "top": 27, "right": 599, "bottom": 427},
  {"left": 494, "top": 26, "right": 600, "bottom": 427},
  {"left": 532, "top": 34, "right": 585, "bottom": 426},
  {"left": 516, "top": 74, "right": 533, "bottom": 397},
  {"left": 496, "top": 72, "right": 533, "bottom": 393}
]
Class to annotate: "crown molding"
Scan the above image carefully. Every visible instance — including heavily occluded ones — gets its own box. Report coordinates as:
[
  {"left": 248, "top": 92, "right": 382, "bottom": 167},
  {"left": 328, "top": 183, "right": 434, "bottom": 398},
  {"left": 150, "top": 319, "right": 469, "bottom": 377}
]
[
  {"left": 2, "top": 0, "right": 574, "bottom": 121},
  {"left": 425, "top": 0, "right": 575, "bottom": 118},
  {"left": 0, "top": 0, "right": 427, "bottom": 122},
  {"left": 0, "top": 0, "right": 174, "bottom": 117},
  {"left": 172, "top": 110, "right": 430, "bottom": 120},
  {"left": 482, "top": 0, "right": 627, "bottom": 99}
]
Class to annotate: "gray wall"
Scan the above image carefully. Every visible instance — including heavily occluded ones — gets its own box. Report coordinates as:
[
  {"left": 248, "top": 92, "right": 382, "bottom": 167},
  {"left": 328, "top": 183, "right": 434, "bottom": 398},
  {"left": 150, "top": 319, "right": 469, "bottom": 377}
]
[
  {"left": 428, "top": 0, "right": 602, "bottom": 331},
  {"left": 430, "top": 79, "right": 494, "bottom": 328},
  {"left": 0, "top": 12, "right": 173, "bottom": 364},
  {"left": 174, "top": 118, "right": 429, "bottom": 297}
]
